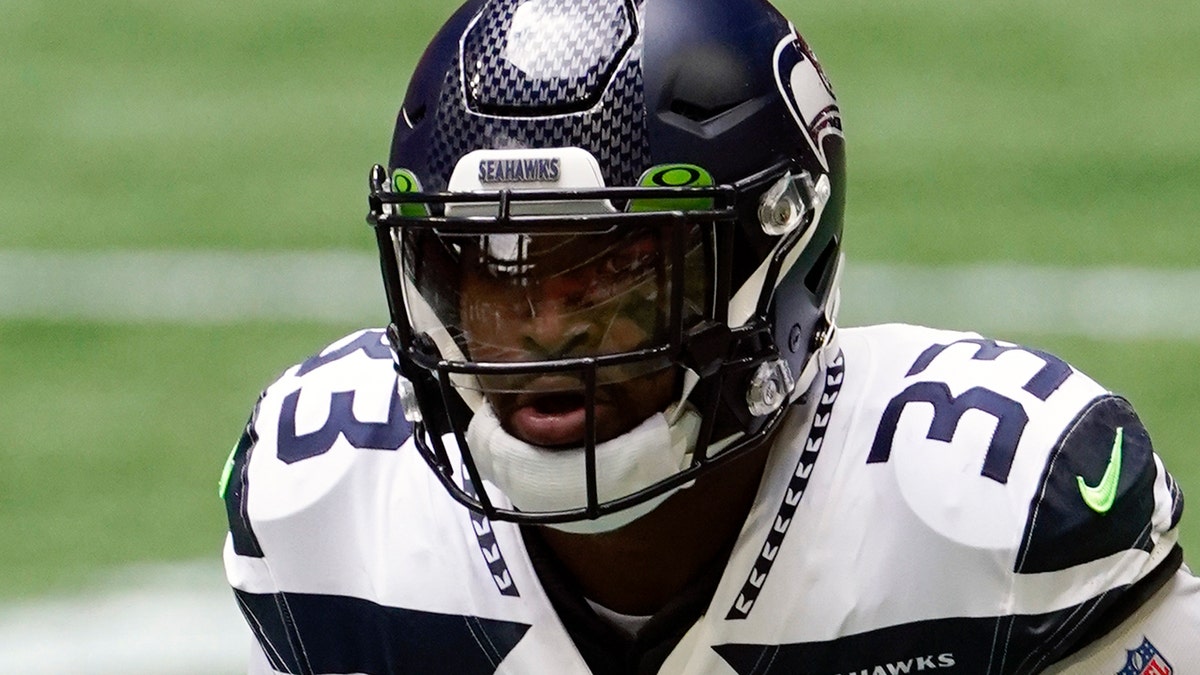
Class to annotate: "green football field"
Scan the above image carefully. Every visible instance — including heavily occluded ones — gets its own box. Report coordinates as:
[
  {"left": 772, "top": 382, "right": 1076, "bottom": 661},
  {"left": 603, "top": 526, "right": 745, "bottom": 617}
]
[{"left": 2, "top": 0, "right": 1198, "bottom": 603}]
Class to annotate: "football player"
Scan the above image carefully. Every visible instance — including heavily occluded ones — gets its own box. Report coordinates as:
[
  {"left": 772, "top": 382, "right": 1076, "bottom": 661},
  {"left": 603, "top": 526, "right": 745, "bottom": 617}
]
[{"left": 222, "top": 0, "right": 1200, "bottom": 672}]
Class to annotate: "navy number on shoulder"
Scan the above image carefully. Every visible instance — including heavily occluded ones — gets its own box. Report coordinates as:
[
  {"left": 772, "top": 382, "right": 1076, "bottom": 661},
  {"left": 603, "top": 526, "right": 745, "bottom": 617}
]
[
  {"left": 867, "top": 338, "right": 1072, "bottom": 484},
  {"left": 276, "top": 331, "right": 412, "bottom": 464},
  {"left": 906, "top": 338, "right": 1071, "bottom": 401},
  {"left": 295, "top": 331, "right": 393, "bottom": 376}
]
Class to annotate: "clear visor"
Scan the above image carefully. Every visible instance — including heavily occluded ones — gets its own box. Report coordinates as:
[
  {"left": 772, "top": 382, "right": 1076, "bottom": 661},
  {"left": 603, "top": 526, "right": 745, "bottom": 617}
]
[{"left": 399, "top": 224, "right": 707, "bottom": 393}]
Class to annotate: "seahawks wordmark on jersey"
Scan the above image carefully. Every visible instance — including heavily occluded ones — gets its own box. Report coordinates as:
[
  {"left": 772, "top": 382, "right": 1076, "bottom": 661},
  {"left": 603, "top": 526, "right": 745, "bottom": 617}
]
[{"left": 224, "top": 324, "right": 1194, "bottom": 674}]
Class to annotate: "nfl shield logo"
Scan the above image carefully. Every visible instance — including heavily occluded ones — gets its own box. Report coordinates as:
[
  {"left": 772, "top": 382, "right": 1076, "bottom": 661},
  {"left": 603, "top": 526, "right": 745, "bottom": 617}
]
[{"left": 1118, "top": 637, "right": 1172, "bottom": 675}]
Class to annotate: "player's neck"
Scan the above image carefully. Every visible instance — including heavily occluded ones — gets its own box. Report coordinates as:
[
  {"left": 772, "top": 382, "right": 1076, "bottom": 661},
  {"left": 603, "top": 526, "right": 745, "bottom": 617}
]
[{"left": 536, "top": 441, "right": 772, "bottom": 616}]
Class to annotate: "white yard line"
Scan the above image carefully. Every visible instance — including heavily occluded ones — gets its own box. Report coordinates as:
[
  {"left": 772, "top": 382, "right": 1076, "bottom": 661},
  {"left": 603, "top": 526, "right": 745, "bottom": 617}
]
[
  {"left": 1, "top": 250, "right": 1198, "bottom": 338},
  {"left": 0, "top": 561, "right": 249, "bottom": 674},
  {"left": 0, "top": 250, "right": 382, "bottom": 324},
  {"left": 844, "top": 262, "right": 1200, "bottom": 340}
]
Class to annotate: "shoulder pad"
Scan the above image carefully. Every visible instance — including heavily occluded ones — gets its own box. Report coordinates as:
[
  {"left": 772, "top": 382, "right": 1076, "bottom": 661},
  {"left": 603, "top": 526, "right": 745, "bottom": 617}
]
[
  {"left": 852, "top": 330, "right": 1110, "bottom": 553},
  {"left": 222, "top": 329, "right": 412, "bottom": 558},
  {"left": 1017, "top": 394, "right": 1183, "bottom": 573}
]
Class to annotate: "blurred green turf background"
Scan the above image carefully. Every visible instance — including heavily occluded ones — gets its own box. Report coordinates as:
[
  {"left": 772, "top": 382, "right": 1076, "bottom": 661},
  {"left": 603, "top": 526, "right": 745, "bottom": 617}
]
[{"left": 1, "top": 0, "right": 1197, "bottom": 599}]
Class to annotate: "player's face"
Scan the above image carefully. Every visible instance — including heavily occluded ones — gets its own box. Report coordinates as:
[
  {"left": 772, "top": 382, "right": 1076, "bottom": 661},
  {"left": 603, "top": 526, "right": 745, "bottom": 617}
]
[{"left": 458, "top": 228, "right": 680, "bottom": 448}]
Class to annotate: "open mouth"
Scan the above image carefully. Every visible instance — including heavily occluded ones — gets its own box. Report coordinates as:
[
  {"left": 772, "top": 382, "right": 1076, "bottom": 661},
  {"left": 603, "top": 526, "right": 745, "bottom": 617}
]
[
  {"left": 485, "top": 365, "right": 674, "bottom": 449},
  {"left": 527, "top": 391, "right": 587, "bottom": 416},
  {"left": 508, "top": 389, "right": 592, "bottom": 448},
  {"left": 499, "top": 378, "right": 613, "bottom": 448}
]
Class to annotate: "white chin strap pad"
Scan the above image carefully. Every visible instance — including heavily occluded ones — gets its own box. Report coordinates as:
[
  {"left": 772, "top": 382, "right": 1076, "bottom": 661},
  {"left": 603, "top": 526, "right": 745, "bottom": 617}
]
[{"left": 466, "top": 403, "right": 702, "bottom": 534}]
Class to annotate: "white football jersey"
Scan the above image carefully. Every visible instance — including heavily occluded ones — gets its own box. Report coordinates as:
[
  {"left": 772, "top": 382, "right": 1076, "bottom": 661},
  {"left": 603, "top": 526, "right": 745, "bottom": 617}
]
[{"left": 224, "top": 324, "right": 1199, "bottom": 674}]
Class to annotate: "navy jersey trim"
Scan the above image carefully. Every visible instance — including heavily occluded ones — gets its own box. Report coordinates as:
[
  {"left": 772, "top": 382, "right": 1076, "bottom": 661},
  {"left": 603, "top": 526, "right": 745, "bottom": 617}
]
[
  {"left": 712, "top": 582, "right": 1150, "bottom": 675},
  {"left": 225, "top": 402, "right": 264, "bottom": 558},
  {"left": 714, "top": 545, "right": 1179, "bottom": 675},
  {"left": 727, "top": 349, "right": 845, "bottom": 620},
  {"left": 235, "top": 589, "right": 531, "bottom": 675},
  {"left": 1016, "top": 395, "right": 1159, "bottom": 575},
  {"left": 236, "top": 588, "right": 310, "bottom": 674},
  {"left": 462, "top": 461, "right": 520, "bottom": 597},
  {"left": 1055, "top": 544, "right": 1183, "bottom": 663}
]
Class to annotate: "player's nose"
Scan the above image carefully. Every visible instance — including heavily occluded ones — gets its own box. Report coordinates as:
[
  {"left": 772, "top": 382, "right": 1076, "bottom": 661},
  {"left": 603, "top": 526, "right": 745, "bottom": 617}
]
[{"left": 518, "top": 292, "right": 597, "bottom": 359}]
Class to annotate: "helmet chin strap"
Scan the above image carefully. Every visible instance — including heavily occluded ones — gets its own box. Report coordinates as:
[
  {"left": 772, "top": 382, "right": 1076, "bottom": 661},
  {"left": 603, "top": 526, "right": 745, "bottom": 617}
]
[{"left": 466, "top": 402, "right": 703, "bottom": 534}]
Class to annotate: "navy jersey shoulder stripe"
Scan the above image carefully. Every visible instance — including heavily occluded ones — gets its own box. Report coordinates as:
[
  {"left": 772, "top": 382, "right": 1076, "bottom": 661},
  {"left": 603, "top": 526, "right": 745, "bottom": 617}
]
[
  {"left": 1016, "top": 394, "right": 1159, "bottom": 575},
  {"left": 224, "top": 403, "right": 264, "bottom": 558},
  {"left": 236, "top": 589, "right": 531, "bottom": 675},
  {"left": 235, "top": 588, "right": 310, "bottom": 674},
  {"left": 713, "top": 591, "right": 1119, "bottom": 675}
]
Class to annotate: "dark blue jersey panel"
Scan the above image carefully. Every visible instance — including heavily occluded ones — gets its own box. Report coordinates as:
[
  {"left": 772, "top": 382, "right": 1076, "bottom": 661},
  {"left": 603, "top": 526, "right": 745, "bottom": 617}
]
[
  {"left": 713, "top": 598, "right": 1105, "bottom": 675},
  {"left": 714, "top": 543, "right": 1184, "bottom": 675},
  {"left": 225, "top": 409, "right": 264, "bottom": 558},
  {"left": 236, "top": 590, "right": 531, "bottom": 675},
  {"left": 236, "top": 589, "right": 309, "bottom": 674},
  {"left": 1016, "top": 395, "right": 1160, "bottom": 575}
]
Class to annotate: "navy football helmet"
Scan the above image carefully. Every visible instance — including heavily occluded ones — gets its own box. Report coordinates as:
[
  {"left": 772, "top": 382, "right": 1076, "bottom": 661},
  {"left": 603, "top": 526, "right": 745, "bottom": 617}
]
[{"left": 367, "top": 0, "right": 845, "bottom": 528}]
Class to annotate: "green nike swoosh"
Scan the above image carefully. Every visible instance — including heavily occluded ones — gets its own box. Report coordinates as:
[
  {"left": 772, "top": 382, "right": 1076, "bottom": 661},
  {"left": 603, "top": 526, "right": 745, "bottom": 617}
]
[
  {"left": 1076, "top": 426, "right": 1124, "bottom": 514},
  {"left": 218, "top": 442, "right": 239, "bottom": 500}
]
